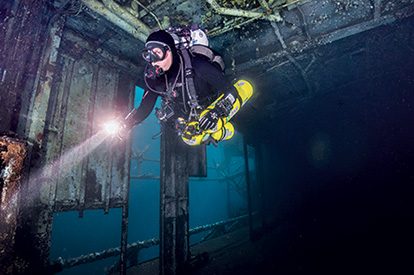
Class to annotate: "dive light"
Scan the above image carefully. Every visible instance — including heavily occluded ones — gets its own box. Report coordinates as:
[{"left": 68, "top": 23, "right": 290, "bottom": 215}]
[{"left": 103, "top": 119, "right": 122, "bottom": 135}]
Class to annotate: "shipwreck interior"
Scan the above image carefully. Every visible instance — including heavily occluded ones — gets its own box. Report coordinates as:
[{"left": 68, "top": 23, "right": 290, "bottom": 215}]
[{"left": 1, "top": 0, "right": 414, "bottom": 274}]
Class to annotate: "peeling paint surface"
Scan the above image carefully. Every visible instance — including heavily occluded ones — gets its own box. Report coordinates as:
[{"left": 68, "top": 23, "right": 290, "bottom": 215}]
[
  {"left": 0, "top": 137, "right": 27, "bottom": 274},
  {"left": 41, "top": 30, "right": 133, "bottom": 212}
]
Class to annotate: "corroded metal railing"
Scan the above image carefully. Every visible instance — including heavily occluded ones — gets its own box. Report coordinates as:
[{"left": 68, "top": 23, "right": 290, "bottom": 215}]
[{"left": 50, "top": 213, "right": 251, "bottom": 270}]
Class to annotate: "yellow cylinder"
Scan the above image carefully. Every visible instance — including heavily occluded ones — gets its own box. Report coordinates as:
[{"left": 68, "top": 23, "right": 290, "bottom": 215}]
[
  {"left": 211, "top": 122, "right": 235, "bottom": 142},
  {"left": 200, "top": 79, "right": 253, "bottom": 134},
  {"left": 227, "top": 79, "right": 253, "bottom": 121},
  {"left": 181, "top": 80, "right": 253, "bottom": 146}
]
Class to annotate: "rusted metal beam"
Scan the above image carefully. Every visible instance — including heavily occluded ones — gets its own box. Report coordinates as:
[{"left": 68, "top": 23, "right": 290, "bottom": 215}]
[
  {"left": 190, "top": 213, "right": 253, "bottom": 235},
  {"left": 28, "top": 15, "right": 66, "bottom": 150},
  {"left": 137, "top": 0, "right": 168, "bottom": 18},
  {"left": 0, "top": 1, "right": 65, "bottom": 273},
  {"left": 255, "top": 144, "right": 266, "bottom": 229},
  {"left": 0, "top": 136, "right": 29, "bottom": 274},
  {"left": 81, "top": 0, "right": 150, "bottom": 42},
  {"left": 0, "top": 0, "right": 52, "bottom": 137},
  {"left": 187, "top": 145, "right": 207, "bottom": 177},
  {"left": 206, "top": 0, "right": 282, "bottom": 22},
  {"left": 234, "top": 4, "right": 414, "bottom": 74},
  {"left": 374, "top": 0, "right": 382, "bottom": 19},
  {"left": 50, "top": 213, "right": 253, "bottom": 270},
  {"left": 159, "top": 124, "right": 190, "bottom": 275},
  {"left": 53, "top": 237, "right": 159, "bottom": 270},
  {"left": 114, "top": 68, "right": 134, "bottom": 275},
  {"left": 243, "top": 137, "right": 254, "bottom": 240}
]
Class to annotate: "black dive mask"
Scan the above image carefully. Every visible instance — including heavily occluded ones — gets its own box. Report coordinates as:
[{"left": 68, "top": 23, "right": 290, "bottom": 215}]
[
  {"left": 142, "top": 41, "right": 171, "bottom": 63},
  {"left": 145, "top": 64, "right": 165, "bottom": 79}
]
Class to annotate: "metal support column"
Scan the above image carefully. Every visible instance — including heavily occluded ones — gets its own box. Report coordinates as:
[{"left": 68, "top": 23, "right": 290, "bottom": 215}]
[
  {"left": 119, "top": 204, "right": 129, "bottom": 274},
  {"left": 159, "top": 124, "right": 190, "bottom": 275},
  {"left": 255, "top": 144, "right": 266, "bottom": 230},
  {"left": 243, "top": 137, "right": 254, "bottom": 239}
]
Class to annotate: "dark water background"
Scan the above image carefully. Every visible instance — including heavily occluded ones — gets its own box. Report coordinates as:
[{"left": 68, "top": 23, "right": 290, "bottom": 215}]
[
  {"left": 50, "top": 17, "right": 414, "bottom": 274},
  {"left": 251, "top": 17, "right": 414, "bottom": 274}
]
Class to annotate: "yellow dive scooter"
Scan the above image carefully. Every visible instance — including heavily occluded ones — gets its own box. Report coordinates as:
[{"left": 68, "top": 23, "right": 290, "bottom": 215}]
[{"left": 180, "top": 80, "right": 253, "bottom": 146}]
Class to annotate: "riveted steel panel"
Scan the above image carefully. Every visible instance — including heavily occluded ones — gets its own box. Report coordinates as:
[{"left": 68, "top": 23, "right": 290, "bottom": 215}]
[
  {"left": 83, "top": 66, "right": 118, "bottom": 210},
  {"left": 54, "top": 57, "right": 94, "bottom": 206},
  {"left": 45, "top": 30, "right": 134, "bottom": 211}
]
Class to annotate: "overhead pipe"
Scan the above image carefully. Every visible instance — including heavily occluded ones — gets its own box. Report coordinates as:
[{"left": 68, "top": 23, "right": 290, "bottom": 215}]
[
  {"left": 81, "top": 0, "right": 150, "bottom": 42},
  {"left": 101, "top": 0, "right": 151, "bottom": 34},
  {"left": 132, "top": 0, "right": 164, "bottom": 29},
  {"left": 138, "top": 0, "right": 169, "bottom": 18},
  {"left": 206, "top": 0, "right": 282, "bottom": 22},
  {"left": 258, "top": 0, "right": 271, "bottom": 11},
  {"left": 374, "top": 0, "right": 382, "bottom": 19}
]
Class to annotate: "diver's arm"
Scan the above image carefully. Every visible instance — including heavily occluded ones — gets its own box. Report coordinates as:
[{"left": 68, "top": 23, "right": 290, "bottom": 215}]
[{"left": 124, "top": 90, "right": 158, "bottom": 127}]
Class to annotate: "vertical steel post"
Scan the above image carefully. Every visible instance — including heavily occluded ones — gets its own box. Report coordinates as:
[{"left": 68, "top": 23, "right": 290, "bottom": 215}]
[
  {"left": 255, "top": 144, "right": 266, "bottom": 229},
  {"left": 187, "top": 145, "right": 207, "bottom": 177},
  {"left": 120, "top": 204, "right": 129, "bottom": 275},
  {"left": 243, "top": 137, "right": 254, "bottom": 239},
  {"left": 116, "top": 75, "right": 135, "bottom": 275},
  {"left": 120, "top": 138, "right": 132, "bottom": 275},
  {"left": 226, "top": 178, "right": 232, "bottom": 218},
  {"left": 119, "top": 135, "right": 132, "bottom": 275},
  {"left": 159, "top": 124, "right": 190, "bottom": 275}
]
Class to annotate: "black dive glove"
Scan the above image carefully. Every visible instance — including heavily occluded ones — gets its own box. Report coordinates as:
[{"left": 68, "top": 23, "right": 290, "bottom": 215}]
[
  {"left": 199, "top": 97, "right": 233, "bottom": 131},
  {"left": 116, "top": 109, "right": 138, "bottom": 140},
  {"left": 116, "top": 122, "right": 129, "bottom": 141}
]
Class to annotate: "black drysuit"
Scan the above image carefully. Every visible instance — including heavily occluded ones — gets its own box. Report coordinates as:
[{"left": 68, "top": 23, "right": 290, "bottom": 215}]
[{"left": 127, "top": 53, "right": 234, "bottom": 127}]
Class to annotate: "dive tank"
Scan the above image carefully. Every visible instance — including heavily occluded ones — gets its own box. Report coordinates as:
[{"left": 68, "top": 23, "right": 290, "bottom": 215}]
[
  {"left": 200, "top": 79, "right": 253, "bottom": 134},
  {"left": 181, "top": 121, "right": 235, "bottom": 146},
  {"left": 181, "top": 79, "right": 253, "bottom": 146},
  {"left": 211, "top": 121, "right": 235, "bottom": 141}
]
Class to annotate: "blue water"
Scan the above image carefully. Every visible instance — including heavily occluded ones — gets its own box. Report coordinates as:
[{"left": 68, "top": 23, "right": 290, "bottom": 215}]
[
  {"left": 49, "top": 17, "right": 414, "bottom": 274},
  {"left": 50, "top": 87, "right": 254, "bottom": 274}
]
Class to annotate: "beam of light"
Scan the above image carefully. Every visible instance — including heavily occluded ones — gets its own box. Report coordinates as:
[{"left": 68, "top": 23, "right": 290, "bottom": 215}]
[
  {"left": 103, "top": 120, "right": 122, "bottom": 135},
  {"left": 43, "top": 130, "right": 109, "bottom": 179},
  {"left": 3, "top": 117, "right": 124, "bottom": 212},
  {"left": 40, "top": 117, "right": 121, "bottom": 181},
  {"left": 44, "top": 131, "right": 108, "bottom": 179},
  {"left": 24, "top": 130, "right": 114, "bottom": 207}
]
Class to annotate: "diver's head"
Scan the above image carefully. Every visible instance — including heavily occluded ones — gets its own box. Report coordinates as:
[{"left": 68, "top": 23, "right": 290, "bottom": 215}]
[{"left": 142, "top": 30, "right": 176, "bottom": 75}]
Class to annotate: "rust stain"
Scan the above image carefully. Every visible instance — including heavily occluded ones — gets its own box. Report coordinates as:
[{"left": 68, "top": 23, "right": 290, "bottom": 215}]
[
  {"left": 1, "top": 137, "right": 27, "bottom": 205},
  {"left": 85, "top": 168, "right": 102, "bottom": 203},
  {"left": 0, "top": 136, "right": 28, "bottom": 274}
]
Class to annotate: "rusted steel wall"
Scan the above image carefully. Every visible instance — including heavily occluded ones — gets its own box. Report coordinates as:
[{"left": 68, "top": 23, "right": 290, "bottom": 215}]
[
  {"left": 0, "top": 0, "right": 51, "bottom": 136},
  {"left": 0, "top": 2, "right": 64, "bottom": 273},
  {"left": 40, "top": 29, "right": 135, "bottom": 212},
  {"left": 1, "top": 1, "right": 136, "bottom": 211},
  {"left": 0, "top": 1, "right": 137, "bottom": 272},
  {"left": 0, "top": 137, "right": 29, "bottom": 274}
]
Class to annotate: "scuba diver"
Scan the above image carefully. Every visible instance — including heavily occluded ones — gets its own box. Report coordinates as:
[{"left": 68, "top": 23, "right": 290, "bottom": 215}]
[{"left": 121, "top": 29, "right": 253, "bottom": 146}]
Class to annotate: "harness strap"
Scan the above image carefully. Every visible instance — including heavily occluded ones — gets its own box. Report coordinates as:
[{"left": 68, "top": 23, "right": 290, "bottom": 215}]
[{"left": 180, "top": 48, "right": 200, "bottom": 110}]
